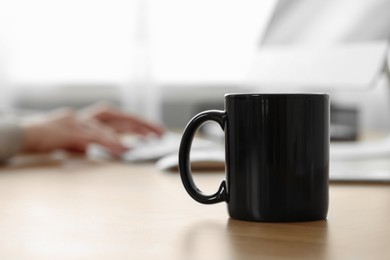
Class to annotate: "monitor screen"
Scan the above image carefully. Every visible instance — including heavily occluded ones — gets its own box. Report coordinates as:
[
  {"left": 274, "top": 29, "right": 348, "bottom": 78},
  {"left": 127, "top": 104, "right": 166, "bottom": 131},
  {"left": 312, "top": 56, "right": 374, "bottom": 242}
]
[{"left": 247, "top": 0, "right": 390, "bottom": 91}]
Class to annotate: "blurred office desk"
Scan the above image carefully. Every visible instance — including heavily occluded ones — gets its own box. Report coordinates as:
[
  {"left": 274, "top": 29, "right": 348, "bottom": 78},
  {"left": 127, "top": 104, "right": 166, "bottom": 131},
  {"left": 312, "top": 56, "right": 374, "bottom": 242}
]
[{"left": 0, "top": 154, "right": 389, "bottom": 260}]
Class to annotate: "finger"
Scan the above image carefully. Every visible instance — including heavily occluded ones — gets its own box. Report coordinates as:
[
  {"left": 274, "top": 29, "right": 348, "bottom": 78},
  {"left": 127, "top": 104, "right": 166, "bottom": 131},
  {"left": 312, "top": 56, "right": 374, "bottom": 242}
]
[
  {"left": 78, "top": 119, "right": 127, "bottom": 156},
  {"left": 109, "top": 116, "right": 165, "bottom": 136},
  {"left": 106, "top": 120, "right": 161, "bottom": 136},
  {"left": 88, "top": 107, "right": 165, "bottom": 136}
]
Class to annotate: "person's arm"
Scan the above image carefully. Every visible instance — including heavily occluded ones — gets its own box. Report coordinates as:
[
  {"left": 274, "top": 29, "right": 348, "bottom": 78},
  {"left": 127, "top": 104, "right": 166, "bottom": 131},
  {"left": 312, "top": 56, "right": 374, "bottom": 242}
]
[
  {"left": 0, "top": 121, "right": 24, "bottom": 161},
  {"left": 0, "top": 103, "right": 165, "bottom": 160}
]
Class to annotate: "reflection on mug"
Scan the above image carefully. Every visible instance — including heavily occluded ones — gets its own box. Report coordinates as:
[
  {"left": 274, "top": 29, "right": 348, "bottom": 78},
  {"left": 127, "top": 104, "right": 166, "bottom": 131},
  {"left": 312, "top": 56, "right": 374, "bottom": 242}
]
[{"left": 226, "top": 218, "right": 329, "bottom": 259}]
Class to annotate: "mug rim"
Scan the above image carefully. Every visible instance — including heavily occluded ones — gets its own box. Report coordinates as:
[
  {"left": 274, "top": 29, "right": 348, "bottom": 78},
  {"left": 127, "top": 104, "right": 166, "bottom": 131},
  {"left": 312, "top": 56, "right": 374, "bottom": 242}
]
[{"left": 225, "top": 93, "right": 329, "bottom": 99}]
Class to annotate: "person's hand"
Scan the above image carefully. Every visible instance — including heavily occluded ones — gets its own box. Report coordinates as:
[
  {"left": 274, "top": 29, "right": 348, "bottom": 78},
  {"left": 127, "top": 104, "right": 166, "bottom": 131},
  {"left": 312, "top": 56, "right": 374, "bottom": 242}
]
[
  {"left": 21, "top": 103, "right": 165, "bottom": 156},
  {"left": 79, "top": 102, "right": 164, "bottom": 137}
]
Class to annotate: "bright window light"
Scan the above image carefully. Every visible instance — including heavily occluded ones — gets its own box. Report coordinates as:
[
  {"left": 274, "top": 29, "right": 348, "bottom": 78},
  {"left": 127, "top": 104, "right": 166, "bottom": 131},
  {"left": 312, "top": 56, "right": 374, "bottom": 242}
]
[{"left": 0, "top": 0, "right": 276, "bottom": 86}]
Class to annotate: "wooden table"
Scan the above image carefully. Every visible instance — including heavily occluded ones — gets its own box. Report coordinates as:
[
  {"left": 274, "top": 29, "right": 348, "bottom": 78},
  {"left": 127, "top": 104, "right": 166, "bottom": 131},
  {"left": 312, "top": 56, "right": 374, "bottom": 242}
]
[{"left": 0, "top": 154, "right": 389, "bottom": 260}]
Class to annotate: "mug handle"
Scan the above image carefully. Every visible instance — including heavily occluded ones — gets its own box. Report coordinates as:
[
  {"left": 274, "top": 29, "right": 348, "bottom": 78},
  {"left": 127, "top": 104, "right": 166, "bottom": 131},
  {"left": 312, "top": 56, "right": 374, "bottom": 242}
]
[{"left": 179, "top": 110, "right": 227, "bottom": 204}]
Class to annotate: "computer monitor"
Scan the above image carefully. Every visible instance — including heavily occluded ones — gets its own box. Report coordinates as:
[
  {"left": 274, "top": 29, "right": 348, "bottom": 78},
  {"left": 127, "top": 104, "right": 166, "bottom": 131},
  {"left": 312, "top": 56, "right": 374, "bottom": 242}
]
[{"left": 247, "top": 0, "right": 390, "bottom": 91}]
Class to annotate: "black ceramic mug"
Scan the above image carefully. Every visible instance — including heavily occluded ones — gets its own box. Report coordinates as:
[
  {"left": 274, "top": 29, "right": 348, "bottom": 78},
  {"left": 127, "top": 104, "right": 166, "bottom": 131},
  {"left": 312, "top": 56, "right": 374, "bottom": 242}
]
[{"left": 179, "top": 93, "right": 329, "bottom": 222}]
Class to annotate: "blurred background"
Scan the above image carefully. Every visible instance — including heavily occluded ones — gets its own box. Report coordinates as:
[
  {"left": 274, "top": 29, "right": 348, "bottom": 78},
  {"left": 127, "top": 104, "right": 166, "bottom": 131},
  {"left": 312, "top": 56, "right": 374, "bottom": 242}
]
[{"left": 0, "top": 0, "right": 389, "bottom": 140}]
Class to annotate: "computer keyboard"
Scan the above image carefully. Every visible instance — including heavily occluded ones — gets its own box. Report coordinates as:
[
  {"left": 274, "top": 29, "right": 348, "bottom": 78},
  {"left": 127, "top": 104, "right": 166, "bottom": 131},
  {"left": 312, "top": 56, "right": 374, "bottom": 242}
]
[{"left": 121, "top": 132, "right": 219, "bottom": 162}]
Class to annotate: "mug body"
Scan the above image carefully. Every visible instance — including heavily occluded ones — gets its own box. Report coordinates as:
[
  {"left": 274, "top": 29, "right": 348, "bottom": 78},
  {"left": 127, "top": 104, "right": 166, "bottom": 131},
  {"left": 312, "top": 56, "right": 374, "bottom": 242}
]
[{"left": 225, "top": 93, "right": 329, "bottom": 222}]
